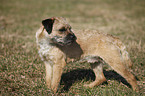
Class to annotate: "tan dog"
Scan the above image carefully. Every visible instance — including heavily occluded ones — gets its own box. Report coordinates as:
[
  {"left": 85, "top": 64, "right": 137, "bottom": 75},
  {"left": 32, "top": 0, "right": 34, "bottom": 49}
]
[{"left": 36, "top": 17, "right": 139, "bottom": 93}]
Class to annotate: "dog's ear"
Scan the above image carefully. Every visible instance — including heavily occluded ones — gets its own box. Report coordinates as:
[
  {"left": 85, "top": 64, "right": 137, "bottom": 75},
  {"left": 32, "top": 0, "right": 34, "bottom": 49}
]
[{"left": 42, "top": 18, "right": 55, "bottom": 34}]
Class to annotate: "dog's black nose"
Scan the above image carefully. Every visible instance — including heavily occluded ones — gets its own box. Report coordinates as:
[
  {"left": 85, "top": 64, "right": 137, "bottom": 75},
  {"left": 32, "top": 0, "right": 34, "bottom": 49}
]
[
  {"left": 70, "top": 35, "right": 76, "bottom": 39},
  {"left": 67, "top": 34, "right": 76, "bottom": 40}
]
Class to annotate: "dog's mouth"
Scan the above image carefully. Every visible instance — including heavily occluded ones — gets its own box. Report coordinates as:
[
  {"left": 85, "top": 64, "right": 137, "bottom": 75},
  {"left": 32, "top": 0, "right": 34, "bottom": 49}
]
[
  {"left": 64, "top": 34, "right": 77, "bottom": 45},
  {"left": 52, "top": 34, "right": 76, "bottom": 46},
  {"left": 64, "top": 40, "right": 75, "bottom": 45},
  {"left": 58, "top": 38, "right": 76, "bottom": 46}
]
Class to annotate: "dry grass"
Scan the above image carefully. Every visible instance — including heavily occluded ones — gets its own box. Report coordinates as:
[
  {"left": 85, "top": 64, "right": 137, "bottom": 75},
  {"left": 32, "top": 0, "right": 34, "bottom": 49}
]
[{"left": 0, "top": 0, "right": 145, "bottom": 95}]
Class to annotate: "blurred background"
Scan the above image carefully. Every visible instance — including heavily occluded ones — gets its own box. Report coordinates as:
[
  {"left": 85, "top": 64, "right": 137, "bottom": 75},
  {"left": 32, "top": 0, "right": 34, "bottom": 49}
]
[{"left": 0, "top": 0, "right": 145, "bottom": 95}]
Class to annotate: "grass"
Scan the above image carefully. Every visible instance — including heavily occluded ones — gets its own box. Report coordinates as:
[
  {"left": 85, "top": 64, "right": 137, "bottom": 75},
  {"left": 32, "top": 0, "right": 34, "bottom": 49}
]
[{"left": 0, "top": 0, "right": 145, "bottom": 95}]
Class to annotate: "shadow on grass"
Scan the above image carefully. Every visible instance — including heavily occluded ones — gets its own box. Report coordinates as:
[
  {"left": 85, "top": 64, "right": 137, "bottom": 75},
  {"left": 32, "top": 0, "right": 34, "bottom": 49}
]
[{"left": 60, "top": 69, "right": 135, "bottom": 92}]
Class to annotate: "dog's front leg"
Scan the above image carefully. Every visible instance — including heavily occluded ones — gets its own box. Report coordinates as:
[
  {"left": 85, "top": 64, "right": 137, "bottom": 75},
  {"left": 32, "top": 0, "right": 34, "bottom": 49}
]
[
  {"left": 51, "top": 59, "right": 66, "bottom": 93},
  {"left": 51, "top": 64, "right": 63, "bottom": 93},
  {"left": 45, "top": 61, "right": 65, "bottom": 93},
  {"left": 45, "top": 62, "right": 53, "bottom": 89}
]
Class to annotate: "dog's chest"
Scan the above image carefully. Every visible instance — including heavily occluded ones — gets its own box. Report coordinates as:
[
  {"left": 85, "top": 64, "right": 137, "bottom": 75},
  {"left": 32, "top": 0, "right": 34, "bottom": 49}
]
[{"left": 38, "top": 39, "right": 55, "bottom": 61}]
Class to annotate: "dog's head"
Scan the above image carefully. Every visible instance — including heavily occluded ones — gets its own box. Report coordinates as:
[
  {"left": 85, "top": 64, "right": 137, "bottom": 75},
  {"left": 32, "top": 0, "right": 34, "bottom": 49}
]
[{"left": 42, "top": 17, "right": 77, "bottom": 46}]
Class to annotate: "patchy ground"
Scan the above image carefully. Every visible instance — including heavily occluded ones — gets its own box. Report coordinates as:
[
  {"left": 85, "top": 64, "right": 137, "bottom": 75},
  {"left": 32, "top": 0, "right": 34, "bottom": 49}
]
[{"left": 0, "top": 0, "right": 144, "bottom": 95}]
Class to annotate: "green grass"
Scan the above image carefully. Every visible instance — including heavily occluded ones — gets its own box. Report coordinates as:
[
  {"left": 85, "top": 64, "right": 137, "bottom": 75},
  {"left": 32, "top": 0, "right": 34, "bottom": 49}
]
[{"left": 0, "top": 0, "right": 145, "bottom": 95}]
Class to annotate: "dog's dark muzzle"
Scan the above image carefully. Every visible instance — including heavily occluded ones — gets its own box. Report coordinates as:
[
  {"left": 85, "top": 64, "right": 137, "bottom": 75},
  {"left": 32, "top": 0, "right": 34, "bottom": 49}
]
[
  {"left": 64, "top": 34, "right": 77, "bottom": 44},
  {"left": 52, "top": 34, "right": 77, "bottom": 46},
  {"left": 66, "top": 34, "right": 76, "bottom": 41}
]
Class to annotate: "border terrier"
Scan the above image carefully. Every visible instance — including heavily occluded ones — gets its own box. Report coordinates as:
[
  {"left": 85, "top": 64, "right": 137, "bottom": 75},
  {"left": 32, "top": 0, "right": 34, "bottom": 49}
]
[{"left": 36, "top": 17, "right": 139, "bottom": 93}]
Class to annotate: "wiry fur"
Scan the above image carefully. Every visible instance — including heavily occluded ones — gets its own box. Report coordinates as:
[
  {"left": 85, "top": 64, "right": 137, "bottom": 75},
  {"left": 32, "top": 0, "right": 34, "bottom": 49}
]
[{"left": 36, "top": 17, "right": 139, "bottom": 93}]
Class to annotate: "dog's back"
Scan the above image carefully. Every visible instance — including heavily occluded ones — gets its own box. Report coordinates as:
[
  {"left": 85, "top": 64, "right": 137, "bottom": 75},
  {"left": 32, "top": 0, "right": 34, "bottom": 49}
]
[{"left": 74, "top": 29, "right": 132, "bottom": 68}]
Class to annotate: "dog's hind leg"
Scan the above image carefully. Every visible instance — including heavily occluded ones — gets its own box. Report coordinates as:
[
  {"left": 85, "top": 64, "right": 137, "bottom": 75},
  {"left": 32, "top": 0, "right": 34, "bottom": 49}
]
[
  {"left": 103, "top": 52, "right": 139, "bottom": 91},
  {"left": 84, "top": 59, "right": 107, "bottom": 88},
  {"left": 107, "top": 60, "right": 139, "bottom": 91}
]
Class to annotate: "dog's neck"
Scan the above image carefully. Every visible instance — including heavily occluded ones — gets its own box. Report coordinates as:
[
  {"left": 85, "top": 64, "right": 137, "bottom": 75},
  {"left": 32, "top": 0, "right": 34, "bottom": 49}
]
[{"left": 56, "top": 41, "right": 83, "bottom": 60}]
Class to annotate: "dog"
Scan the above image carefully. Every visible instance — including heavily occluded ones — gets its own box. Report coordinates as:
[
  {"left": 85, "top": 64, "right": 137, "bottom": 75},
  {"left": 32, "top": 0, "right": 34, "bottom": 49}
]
[{"left": 36, "top": 17, "right": 139, "bottom": 93}]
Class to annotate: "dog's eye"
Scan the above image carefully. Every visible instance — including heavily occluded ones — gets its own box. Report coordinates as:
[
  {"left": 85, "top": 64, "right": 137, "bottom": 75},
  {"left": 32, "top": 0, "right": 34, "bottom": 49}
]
[{"left": 59, "top": 28, "right": 66, "bottom": 32}]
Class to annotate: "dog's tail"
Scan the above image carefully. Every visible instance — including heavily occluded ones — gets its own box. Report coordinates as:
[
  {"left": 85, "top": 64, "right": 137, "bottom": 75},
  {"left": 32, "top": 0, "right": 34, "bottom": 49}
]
[{"left": 116, "top": 40, "right": 133, "bottom": 68}]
